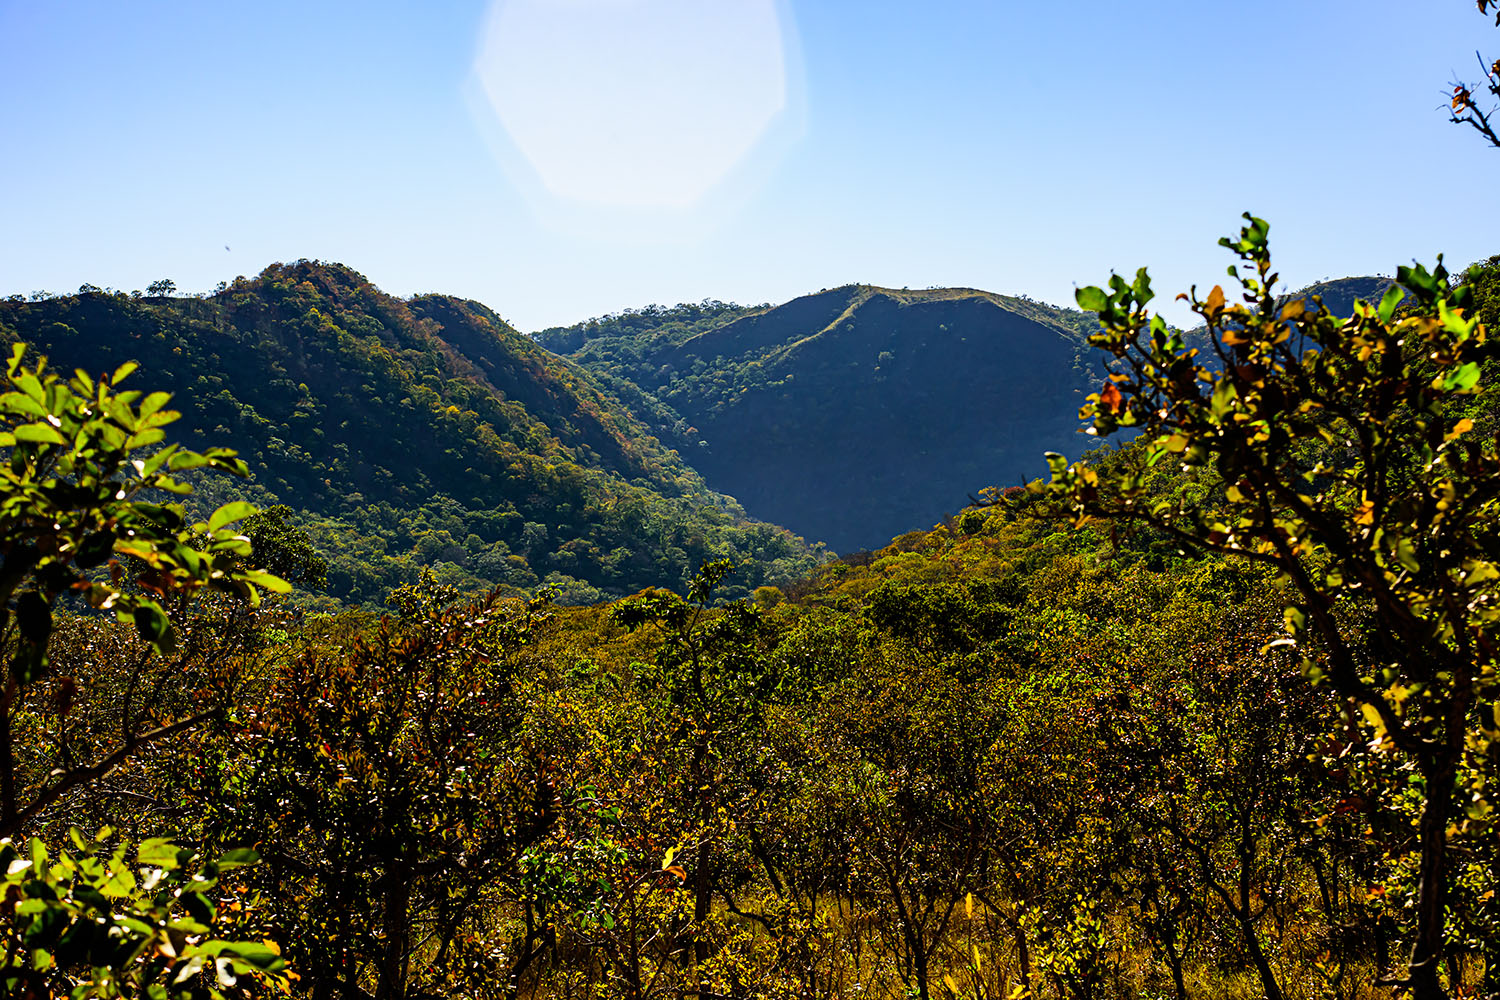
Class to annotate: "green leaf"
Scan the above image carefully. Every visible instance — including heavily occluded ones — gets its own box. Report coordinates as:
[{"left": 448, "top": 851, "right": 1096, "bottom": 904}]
[
  {"left": 1443, "top": 362, "right": 1481, "bottom": 392},
  {"left": 1284, "top": 606, "right": 1306, "bottom": 635},
  {"left": 215, "top": 848, "right": 260, "bottom": 870},
  {"left": 1377, "top": 284, "right": 1405, "bottom": 323},
  {"left": 102, "top": 866, "right": 137, "bottom": 897},
  {"left": 110, "top": 361, "right": 138, "bottom": 385},
  {"left": 132, "top": 602, "right": 174, "bottom": 650},
  {"left": 12, "top": 422, "right": 67, "bottom": 445},
  {"left": 0, "top": 392, "right": 48, "bottom": 419},
  {"left": 1075, "top": 286, "right": 1109, "bottom": 312},
  {"left": 1209, "top": 379, "right": 1238, "bottom": 417},
  {"left": 215, "top": 941, "right": 284, "bottom": 971},
  {"left": 167, "top": 452, "right": 211, "bottom": 472},
  {"left": 1132, "top": 267, "right": 1154, "bottom": 304},
  {"left": 207, "top": 501, "right": 257, "bottom": 533},
  {"left": 137, "top": 838, "right": 184, "bottom": 868},
  {"left": 13, "top": 373, "right": 44, "bottom": 403},
  {"left": 239, "top": 569, "right": 291, "bottom": 594},
  {"left": 139, "top": 391, "right": 172, "bottom": 417}
]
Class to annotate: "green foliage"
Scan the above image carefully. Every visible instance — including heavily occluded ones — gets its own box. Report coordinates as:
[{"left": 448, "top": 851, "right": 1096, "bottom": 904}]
[
  {"left": 239, "top": 505, "right": 327, "bottom": 592},
  {"left": 0, "top": 344, "right": 283, "bottom": 664},
  {"left": 195, "top": 576, "right": 556, "bottom": 999},
  {"left": 532, "top": 299, "right": 762, "bottom": 357},
  {"left": 1054, "top": 215, "right": 1500, "bottom": 999},
  {"left": 0, "top": 828, "right": 286, "bottom": 999},
  {"left": 0, "top": 343, "right": 289, "bottom": 845},
  {"left": 0, "top": 266, "right": 818, "bottom": 605},
  {"left": 14, "top": 234, "right": 1500, "bottom": 1000}
]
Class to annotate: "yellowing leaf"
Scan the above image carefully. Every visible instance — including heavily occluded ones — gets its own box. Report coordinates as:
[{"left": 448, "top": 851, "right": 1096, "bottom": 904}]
[{"left": 1205, "top": 285, "right": 1226, "bottom": 314}]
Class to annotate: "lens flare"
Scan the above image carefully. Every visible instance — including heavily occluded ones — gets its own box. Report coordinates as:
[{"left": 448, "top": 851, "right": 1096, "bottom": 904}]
[{"left": 475, "top": 0, "right": 788, "bottom": 208}]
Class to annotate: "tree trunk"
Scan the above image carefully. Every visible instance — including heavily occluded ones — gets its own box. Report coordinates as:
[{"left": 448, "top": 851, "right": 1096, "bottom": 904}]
[
  {"left": 692, "top": 731, "right": 715, "bottom": 1000},
  {"left": 1239, "top": 923, "right": 1285, "bottom": 1000},
  {"left": 375, "top": 871, "right": 412, "bottom": 1000},
  {"left": 1408, "top": 757, "right": 1455, "bottom": 1000},
  {"left": 1001, "top": 907, "right": 1032, "bottom": 997},
  {"left": 1158, "top": 926, "right": 1187, "bottom": 1000},
  {"left": 912, "top": 939, "right": 931, "bottom": 1000},
  {"left": 0, "top": 681, "right": 14, "bottom": 830}
]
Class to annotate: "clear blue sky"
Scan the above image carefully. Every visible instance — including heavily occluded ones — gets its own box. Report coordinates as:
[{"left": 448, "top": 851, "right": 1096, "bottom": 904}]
[{"left": 2, "top": 0, "right": 1496, "bottom": 331}]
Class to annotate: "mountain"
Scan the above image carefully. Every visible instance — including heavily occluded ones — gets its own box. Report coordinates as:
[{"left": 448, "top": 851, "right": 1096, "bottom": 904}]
[
  {"left": 0, "top": 264, "right": 821, "bottom": 604},
  {"left": 1284, "top": 275, "right": 1393, "bottom": 317},
  {"left": 537, "top": 285, "right": 1108, "bottom": 553}
]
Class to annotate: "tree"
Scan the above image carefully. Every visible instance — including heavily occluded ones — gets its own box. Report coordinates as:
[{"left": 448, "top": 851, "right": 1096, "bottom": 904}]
[
  {"left": 146, "top": 279, "right": 177, "bottom": 298},
  {"left": 609, "top": 560, "right": 778, "bottom": 1000},
  {"left": 1047, "top": 215, "right": 1500, "bottom": 1000},
  {"left": 1093, "top": 604, "right": 1342, "bottom": 1000},
  {"left": 1450, "top": 1, "right": 1500, "bottom": 148},
  {"left": 240, "top": 504, "right": 329, "bottom": 591},
  {"left": 204, "top": 577, "right": 556, "bottom": 1000},
  {"left": 0, "top": 343, "right": 285, "bottom": 839},
  {"left": 826, "top": 657, "right": 996, "bottom": 1000}
]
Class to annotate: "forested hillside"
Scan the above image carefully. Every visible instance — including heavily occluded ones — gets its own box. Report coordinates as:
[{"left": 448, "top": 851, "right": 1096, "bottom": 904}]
[
  {"left": 0, "top": 265, "right": 819, "bottom": 604},
  {"left": 539, "top": 284, "right": 1108, "bottom": 552}
]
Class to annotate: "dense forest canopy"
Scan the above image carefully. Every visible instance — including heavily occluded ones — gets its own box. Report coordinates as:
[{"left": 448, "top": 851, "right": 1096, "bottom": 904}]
[{"left": 0, "top": 264, "right": 820, "bottom": 605}]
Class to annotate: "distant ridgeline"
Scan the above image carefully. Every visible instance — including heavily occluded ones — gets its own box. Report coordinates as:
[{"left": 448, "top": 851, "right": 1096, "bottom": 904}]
[
  {"left": 0, "top": 264, "right": 820, "bottom": 605},
  {"left": 0, "top": 266, "right": 1402, "bottom": 608},
  {"left": 1283, "top": 275, "right": 1393, "bottom": 318},
  {"left": 537, "top": 285, "right": 1113, "bottom": 553},
  {"left": 536, "top": 277, "right": 1410, "bottom": 554}
]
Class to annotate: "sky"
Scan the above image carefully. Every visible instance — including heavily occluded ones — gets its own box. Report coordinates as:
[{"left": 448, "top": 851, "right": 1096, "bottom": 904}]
[{"left": 1, "top": 0, "right": 1497, "bottom": 332}]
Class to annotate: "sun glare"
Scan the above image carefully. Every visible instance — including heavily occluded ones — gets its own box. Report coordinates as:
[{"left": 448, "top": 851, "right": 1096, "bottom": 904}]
[{"left": 474, "top": 0, "right": 789, "bottom": 209}]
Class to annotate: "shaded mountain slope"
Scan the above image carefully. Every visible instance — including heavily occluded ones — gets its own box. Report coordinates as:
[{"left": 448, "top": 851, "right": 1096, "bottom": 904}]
[
  {"left": 0, "top": 263, "right": 819, "bottom": 604},
  {"left": 540, "top": 284, "right": 1106, "bottom": 553},
  {"left": 1285, "top": 275, "right": 1393, "bottom": 317}
]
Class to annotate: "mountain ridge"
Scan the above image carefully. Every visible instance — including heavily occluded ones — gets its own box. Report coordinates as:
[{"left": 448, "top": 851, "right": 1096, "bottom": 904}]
[
  {"left": 536, "top": 282, "right": 1106, "bottom": 552},
  {"left": 0, "top": 262, "right": 820, "bottom": 604}
]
